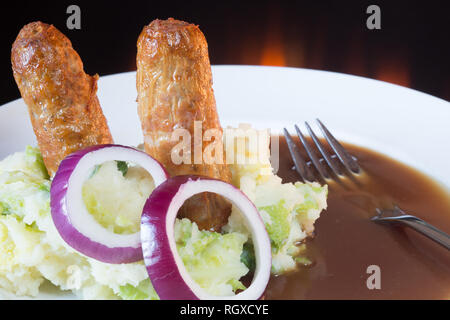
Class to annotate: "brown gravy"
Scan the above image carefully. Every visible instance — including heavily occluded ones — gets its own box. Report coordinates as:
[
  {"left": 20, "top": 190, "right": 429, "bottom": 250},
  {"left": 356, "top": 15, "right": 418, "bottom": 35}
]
[{"left": 265, "top": 136, "right": 450, "bottom": 300}]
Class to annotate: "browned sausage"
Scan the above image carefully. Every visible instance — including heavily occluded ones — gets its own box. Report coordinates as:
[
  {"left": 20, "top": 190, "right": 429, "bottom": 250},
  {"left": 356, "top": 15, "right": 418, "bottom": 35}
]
[
  {"left": 11, "top": 22, "right": 113, "bottom": 176},
  {"left": 137, "top": 18, "right": 231, "bottom": 231}
]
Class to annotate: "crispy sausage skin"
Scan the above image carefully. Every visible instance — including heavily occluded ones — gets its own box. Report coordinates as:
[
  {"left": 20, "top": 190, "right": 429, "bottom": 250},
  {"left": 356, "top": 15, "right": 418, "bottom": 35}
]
[
  {"left": 137, "top": 18, "right": 232, "bottom": 231},
  {"left": 11, "top": 22, "right": 113, "bottom": 176}
]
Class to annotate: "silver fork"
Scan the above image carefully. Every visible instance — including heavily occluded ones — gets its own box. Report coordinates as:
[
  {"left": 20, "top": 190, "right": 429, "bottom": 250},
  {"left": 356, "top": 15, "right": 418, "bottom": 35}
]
[{"left": 284, "top": 119, "right": 450, "bottom": 250}]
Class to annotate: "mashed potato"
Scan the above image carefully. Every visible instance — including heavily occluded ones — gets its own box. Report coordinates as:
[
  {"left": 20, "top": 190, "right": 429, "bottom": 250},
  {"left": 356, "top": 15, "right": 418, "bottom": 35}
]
[
  {"left": 224, "top": 126, "right": 327, "bottom": 274},
  {"left": 0, "top": 127, "right": 327, "bottom": 299}
]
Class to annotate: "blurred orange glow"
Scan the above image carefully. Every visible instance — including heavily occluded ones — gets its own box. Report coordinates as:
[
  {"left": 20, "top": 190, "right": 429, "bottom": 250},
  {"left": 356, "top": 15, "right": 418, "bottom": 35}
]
[
  {"left": 375, "top": 55, "right": 410, "bottom": 87},
  {"left": 260, "top": 6, "right": 286, "bottom": 67},
  {"left": 260, "top": 38, "right": 286, "bottom": 66},
  {"left": 257, "top": 6, "right": 412, "bottom": 89}
]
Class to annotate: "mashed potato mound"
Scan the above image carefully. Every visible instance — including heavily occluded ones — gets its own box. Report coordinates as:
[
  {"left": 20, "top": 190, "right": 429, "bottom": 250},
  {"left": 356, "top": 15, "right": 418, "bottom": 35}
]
[
  {"left": 0, "top": 127, "right": 327, "bottom": 299},
  {"left": 224, "top": 126, "right": 327, "bottom": 274}
]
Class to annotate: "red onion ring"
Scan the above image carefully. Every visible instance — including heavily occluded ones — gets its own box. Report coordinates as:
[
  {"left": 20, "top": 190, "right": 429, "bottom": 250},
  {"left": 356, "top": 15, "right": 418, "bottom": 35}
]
[
  {"left": 50, "top": 145, "right": 169, "bottom": 264},
  {"left": 141, "top": 175, "right": 272, "bottom": 300}
]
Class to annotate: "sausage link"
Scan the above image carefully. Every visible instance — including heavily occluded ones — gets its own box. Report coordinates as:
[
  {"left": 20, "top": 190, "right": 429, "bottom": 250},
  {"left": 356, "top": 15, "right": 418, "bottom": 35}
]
[
  {"left": 11, "top": 22, "right": 113, "bottom": 176},
  {"left": 137, "top": 18, "right": 232, "bottom": 231}
]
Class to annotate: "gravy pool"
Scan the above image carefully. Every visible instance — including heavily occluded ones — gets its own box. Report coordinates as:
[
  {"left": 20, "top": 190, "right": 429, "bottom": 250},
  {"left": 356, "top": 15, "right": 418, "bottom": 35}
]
[{"left": 265, "top": 136, "right": 450, "bottom": 299}]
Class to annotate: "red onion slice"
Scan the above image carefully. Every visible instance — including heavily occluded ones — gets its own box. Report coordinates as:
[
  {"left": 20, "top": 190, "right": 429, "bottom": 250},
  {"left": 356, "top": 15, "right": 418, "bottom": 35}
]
[
  {"left": 50, "top": 145, "right": 169, "bottom": 264},
  {"left": 141, "top": 175, "right": 272, "bottom": 300}
]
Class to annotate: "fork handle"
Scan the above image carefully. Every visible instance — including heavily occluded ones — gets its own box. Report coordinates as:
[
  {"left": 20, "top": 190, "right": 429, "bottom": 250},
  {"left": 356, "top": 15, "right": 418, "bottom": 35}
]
[{"left": 390, "top": 215, "right": 450, "bottom": 250}]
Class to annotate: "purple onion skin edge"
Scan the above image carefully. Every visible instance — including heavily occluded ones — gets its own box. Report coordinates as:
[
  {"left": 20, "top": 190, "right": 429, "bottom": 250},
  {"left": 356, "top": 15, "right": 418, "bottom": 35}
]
[
  {"left": 50, "top": 144, "right": 168, "bottom": 264},
  {"left": 141, "top": 175, "right": 200, "bottom": 300}
]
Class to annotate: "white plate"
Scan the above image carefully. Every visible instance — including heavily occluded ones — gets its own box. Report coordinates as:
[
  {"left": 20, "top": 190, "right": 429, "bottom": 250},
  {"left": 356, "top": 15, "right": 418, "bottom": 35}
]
[{"left": 0, "top": 66, "right": 449, "bottom": 299}]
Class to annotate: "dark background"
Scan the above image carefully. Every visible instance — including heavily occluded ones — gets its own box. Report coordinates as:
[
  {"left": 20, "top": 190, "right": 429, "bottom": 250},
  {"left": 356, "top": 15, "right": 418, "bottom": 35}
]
[{"left": 1, "top": 0, "right": 449, "bottom": 105}]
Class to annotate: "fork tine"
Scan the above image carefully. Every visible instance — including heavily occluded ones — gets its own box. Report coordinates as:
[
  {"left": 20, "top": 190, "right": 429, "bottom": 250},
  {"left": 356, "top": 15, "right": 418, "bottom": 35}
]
[
  {"left": 304, "top": 122, "right": 343, "bottom": 178},
  {"left": 283, "top": 129, "right": 315, "bottom": 182},
  {"left": 316, "top": 119, "right": 361, "bottom": 174},
  {"left": 294, "top": 124, "right": 330, "bottom": 180}
]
